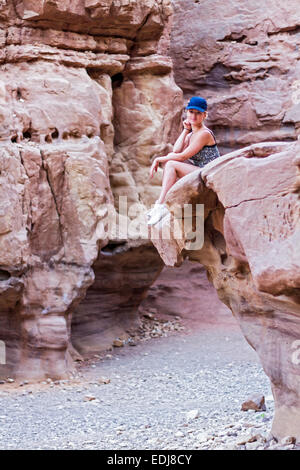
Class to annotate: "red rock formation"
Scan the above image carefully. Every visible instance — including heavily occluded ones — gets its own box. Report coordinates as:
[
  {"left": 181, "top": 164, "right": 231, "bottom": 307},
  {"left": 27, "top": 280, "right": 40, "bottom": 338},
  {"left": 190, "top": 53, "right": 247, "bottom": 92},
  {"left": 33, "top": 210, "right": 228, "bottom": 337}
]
[
  {"left": 150, "top": 140, "right": 300, "bottom": 441},
  {"left": 0, "top": 0, "right": 183, "bottom": 380},
  {"left": 72, "top": 242, "right": 164, "bottom": 356},
  {"left": 170, "top": 0, "right": 300, "bottom": 153},
  {"left": 0, "top": 1, "right": 299, "bottom": 444},
  {"left": 139, "top": 258, "right": 233, "bottom": 329}
]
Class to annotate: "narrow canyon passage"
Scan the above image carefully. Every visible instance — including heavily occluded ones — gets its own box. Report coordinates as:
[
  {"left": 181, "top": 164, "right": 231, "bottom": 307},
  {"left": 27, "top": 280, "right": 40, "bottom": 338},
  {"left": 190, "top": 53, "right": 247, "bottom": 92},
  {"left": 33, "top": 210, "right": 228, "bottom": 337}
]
[
  {"left": 0, "top": 310, "right": 273, "bottom": 450},
  {"left": 0, "top": 0, "right": 299, "bottom": 450}
]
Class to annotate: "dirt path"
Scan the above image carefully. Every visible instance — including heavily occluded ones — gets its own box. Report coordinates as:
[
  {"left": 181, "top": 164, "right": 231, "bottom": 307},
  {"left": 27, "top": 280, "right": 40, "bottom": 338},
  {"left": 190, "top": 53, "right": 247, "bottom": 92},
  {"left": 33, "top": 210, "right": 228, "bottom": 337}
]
[{"left": 0, "top": 313, "right": 277, "bottom": 450}]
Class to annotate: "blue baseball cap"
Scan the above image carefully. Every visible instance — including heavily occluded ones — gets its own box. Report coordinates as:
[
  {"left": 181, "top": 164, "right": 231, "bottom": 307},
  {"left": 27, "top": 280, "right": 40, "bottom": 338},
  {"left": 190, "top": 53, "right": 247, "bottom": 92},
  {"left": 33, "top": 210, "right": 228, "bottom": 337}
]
[{"left": 186, "top": 96, "right": 207, "bottom": 112}]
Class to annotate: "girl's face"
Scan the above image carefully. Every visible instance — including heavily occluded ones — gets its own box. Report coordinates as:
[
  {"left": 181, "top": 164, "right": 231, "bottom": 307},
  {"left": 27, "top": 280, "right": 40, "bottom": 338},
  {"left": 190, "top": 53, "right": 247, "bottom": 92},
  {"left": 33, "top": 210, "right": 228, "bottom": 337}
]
[{"left": 187, "top": 109, "right": 205, "bottom": 125}]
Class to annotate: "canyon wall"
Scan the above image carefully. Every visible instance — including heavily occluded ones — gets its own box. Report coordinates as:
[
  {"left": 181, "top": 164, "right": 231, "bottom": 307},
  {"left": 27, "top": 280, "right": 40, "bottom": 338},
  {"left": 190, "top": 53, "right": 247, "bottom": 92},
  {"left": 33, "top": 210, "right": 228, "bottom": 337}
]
[
  {"left": 150, "top": 140, "right": 300, "bottom": 441},
  {"left": 171, "top": 0, "right": 300, "bottom": 153},
  {"left": 0, "top": 0, "right": 299, "bottom": 443},
  {"left": 0, "top": 0, "right": 183, "bottom": 379}
]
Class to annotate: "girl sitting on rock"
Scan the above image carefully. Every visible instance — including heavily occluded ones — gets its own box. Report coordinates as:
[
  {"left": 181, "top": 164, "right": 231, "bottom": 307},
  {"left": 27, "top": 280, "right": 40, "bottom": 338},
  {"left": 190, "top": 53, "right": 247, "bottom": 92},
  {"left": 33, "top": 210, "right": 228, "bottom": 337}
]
[{"left": 146, "top": 96, "right": 220, "bottom": 226}]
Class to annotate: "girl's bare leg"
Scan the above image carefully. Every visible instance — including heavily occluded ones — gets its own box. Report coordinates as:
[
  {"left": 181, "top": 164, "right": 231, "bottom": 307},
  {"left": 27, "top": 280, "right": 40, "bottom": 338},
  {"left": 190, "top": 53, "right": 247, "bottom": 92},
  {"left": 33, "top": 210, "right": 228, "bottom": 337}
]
[{"left": 156, "top": 160, "right": 199, "bottom": 204}]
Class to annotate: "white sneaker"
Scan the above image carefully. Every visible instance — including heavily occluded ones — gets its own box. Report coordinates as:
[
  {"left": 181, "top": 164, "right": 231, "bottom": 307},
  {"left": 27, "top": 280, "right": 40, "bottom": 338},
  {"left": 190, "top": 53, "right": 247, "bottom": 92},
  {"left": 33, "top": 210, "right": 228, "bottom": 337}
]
[
  {"left": 147, "top": 203, "right": 169, "bottom": 225},
  {"left": 146, "top": 207, "right": 155, "bottom": 220},
  {"left": 146, "top": 201, "right": 160, "bottom": 220}
]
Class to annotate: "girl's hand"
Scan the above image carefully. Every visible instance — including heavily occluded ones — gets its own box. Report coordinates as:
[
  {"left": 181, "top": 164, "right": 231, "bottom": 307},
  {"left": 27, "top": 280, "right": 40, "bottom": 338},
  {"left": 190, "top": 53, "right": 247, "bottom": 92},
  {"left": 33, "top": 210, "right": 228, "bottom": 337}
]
[
  {"left": 150, "top": 158, "right": 160, "bottom": 178},
  {"left": 150, "top": 154, "right": 175, "bottom": 178},
  {"left": 183, "top": 119, "right": 192, "bottom": 131}
]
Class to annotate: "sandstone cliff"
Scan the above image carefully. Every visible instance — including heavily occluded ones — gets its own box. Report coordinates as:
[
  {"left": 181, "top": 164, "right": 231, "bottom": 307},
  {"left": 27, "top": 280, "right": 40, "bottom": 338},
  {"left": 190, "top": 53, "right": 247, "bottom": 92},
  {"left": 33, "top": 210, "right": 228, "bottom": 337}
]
[
  {"left": 0, "top": 0, "right": 182, "bottom": 379},
  {"left": 150, "top": 140, "right": 300, "bottom": 441},
  {"left": 1, "top": 0, "right": 300, "bottom": 445},
  {"left": 171, "top": 0, "right": 300, "bottom": 153}
]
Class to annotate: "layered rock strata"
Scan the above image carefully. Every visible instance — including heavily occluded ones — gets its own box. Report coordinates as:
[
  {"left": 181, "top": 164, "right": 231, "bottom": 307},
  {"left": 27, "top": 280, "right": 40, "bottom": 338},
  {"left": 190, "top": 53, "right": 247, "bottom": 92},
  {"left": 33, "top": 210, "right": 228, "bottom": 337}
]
[
  {"left": 150, "top": 140, "right": 300, "bottom": 441},
  {"left": 0, "top": 0, "right": 183, "bottom": 379},
  {"left": 171, "top": 0, "right": 300, "bottom": 153}
]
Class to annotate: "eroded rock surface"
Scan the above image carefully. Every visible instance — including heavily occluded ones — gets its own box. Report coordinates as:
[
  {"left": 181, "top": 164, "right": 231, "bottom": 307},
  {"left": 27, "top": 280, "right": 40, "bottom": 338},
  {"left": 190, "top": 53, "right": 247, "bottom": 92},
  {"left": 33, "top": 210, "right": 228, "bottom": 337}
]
[
  {"left": 0, "top": 0, "right": 299, "bottom": 446},
  {"left": 171, "top": 0, "right": 300, "bottom": 152},
  {"left": 0, "top": 0, "right": 183, "bottom": 379},
  {"left": 71, "top": 242, "right": 164, "bottom": 356},
  {"left": 150, "top": 140, "right": 300, "bottom": 441}
]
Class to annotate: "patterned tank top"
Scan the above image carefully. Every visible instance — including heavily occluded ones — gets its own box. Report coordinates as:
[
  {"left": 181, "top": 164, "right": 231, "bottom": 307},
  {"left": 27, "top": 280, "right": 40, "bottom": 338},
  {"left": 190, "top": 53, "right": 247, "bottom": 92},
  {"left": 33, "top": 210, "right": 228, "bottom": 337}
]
[{"left": 187, "top": 129, "right": 220, "bottom": 168}]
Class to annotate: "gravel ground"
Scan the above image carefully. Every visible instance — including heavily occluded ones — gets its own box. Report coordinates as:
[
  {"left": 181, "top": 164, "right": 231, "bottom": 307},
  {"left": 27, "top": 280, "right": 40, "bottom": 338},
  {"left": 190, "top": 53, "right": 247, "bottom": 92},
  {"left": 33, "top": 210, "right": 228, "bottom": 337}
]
[{"left": 0, "top": 321, "right": 297, "bottom": 450}]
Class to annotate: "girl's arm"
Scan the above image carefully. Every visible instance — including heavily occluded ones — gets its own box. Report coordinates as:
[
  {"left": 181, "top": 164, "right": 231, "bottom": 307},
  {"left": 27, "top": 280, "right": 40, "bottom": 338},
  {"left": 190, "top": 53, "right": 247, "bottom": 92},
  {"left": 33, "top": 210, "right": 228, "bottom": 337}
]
[
  {"left": 173, "top": 129, "right": 191, "bottom": 153},
  {"left": 162, "top": 131, "right": 210, "bottom": 162},
  {"left": 149, "top": 131, "right": 210, "bottom": 178}
]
